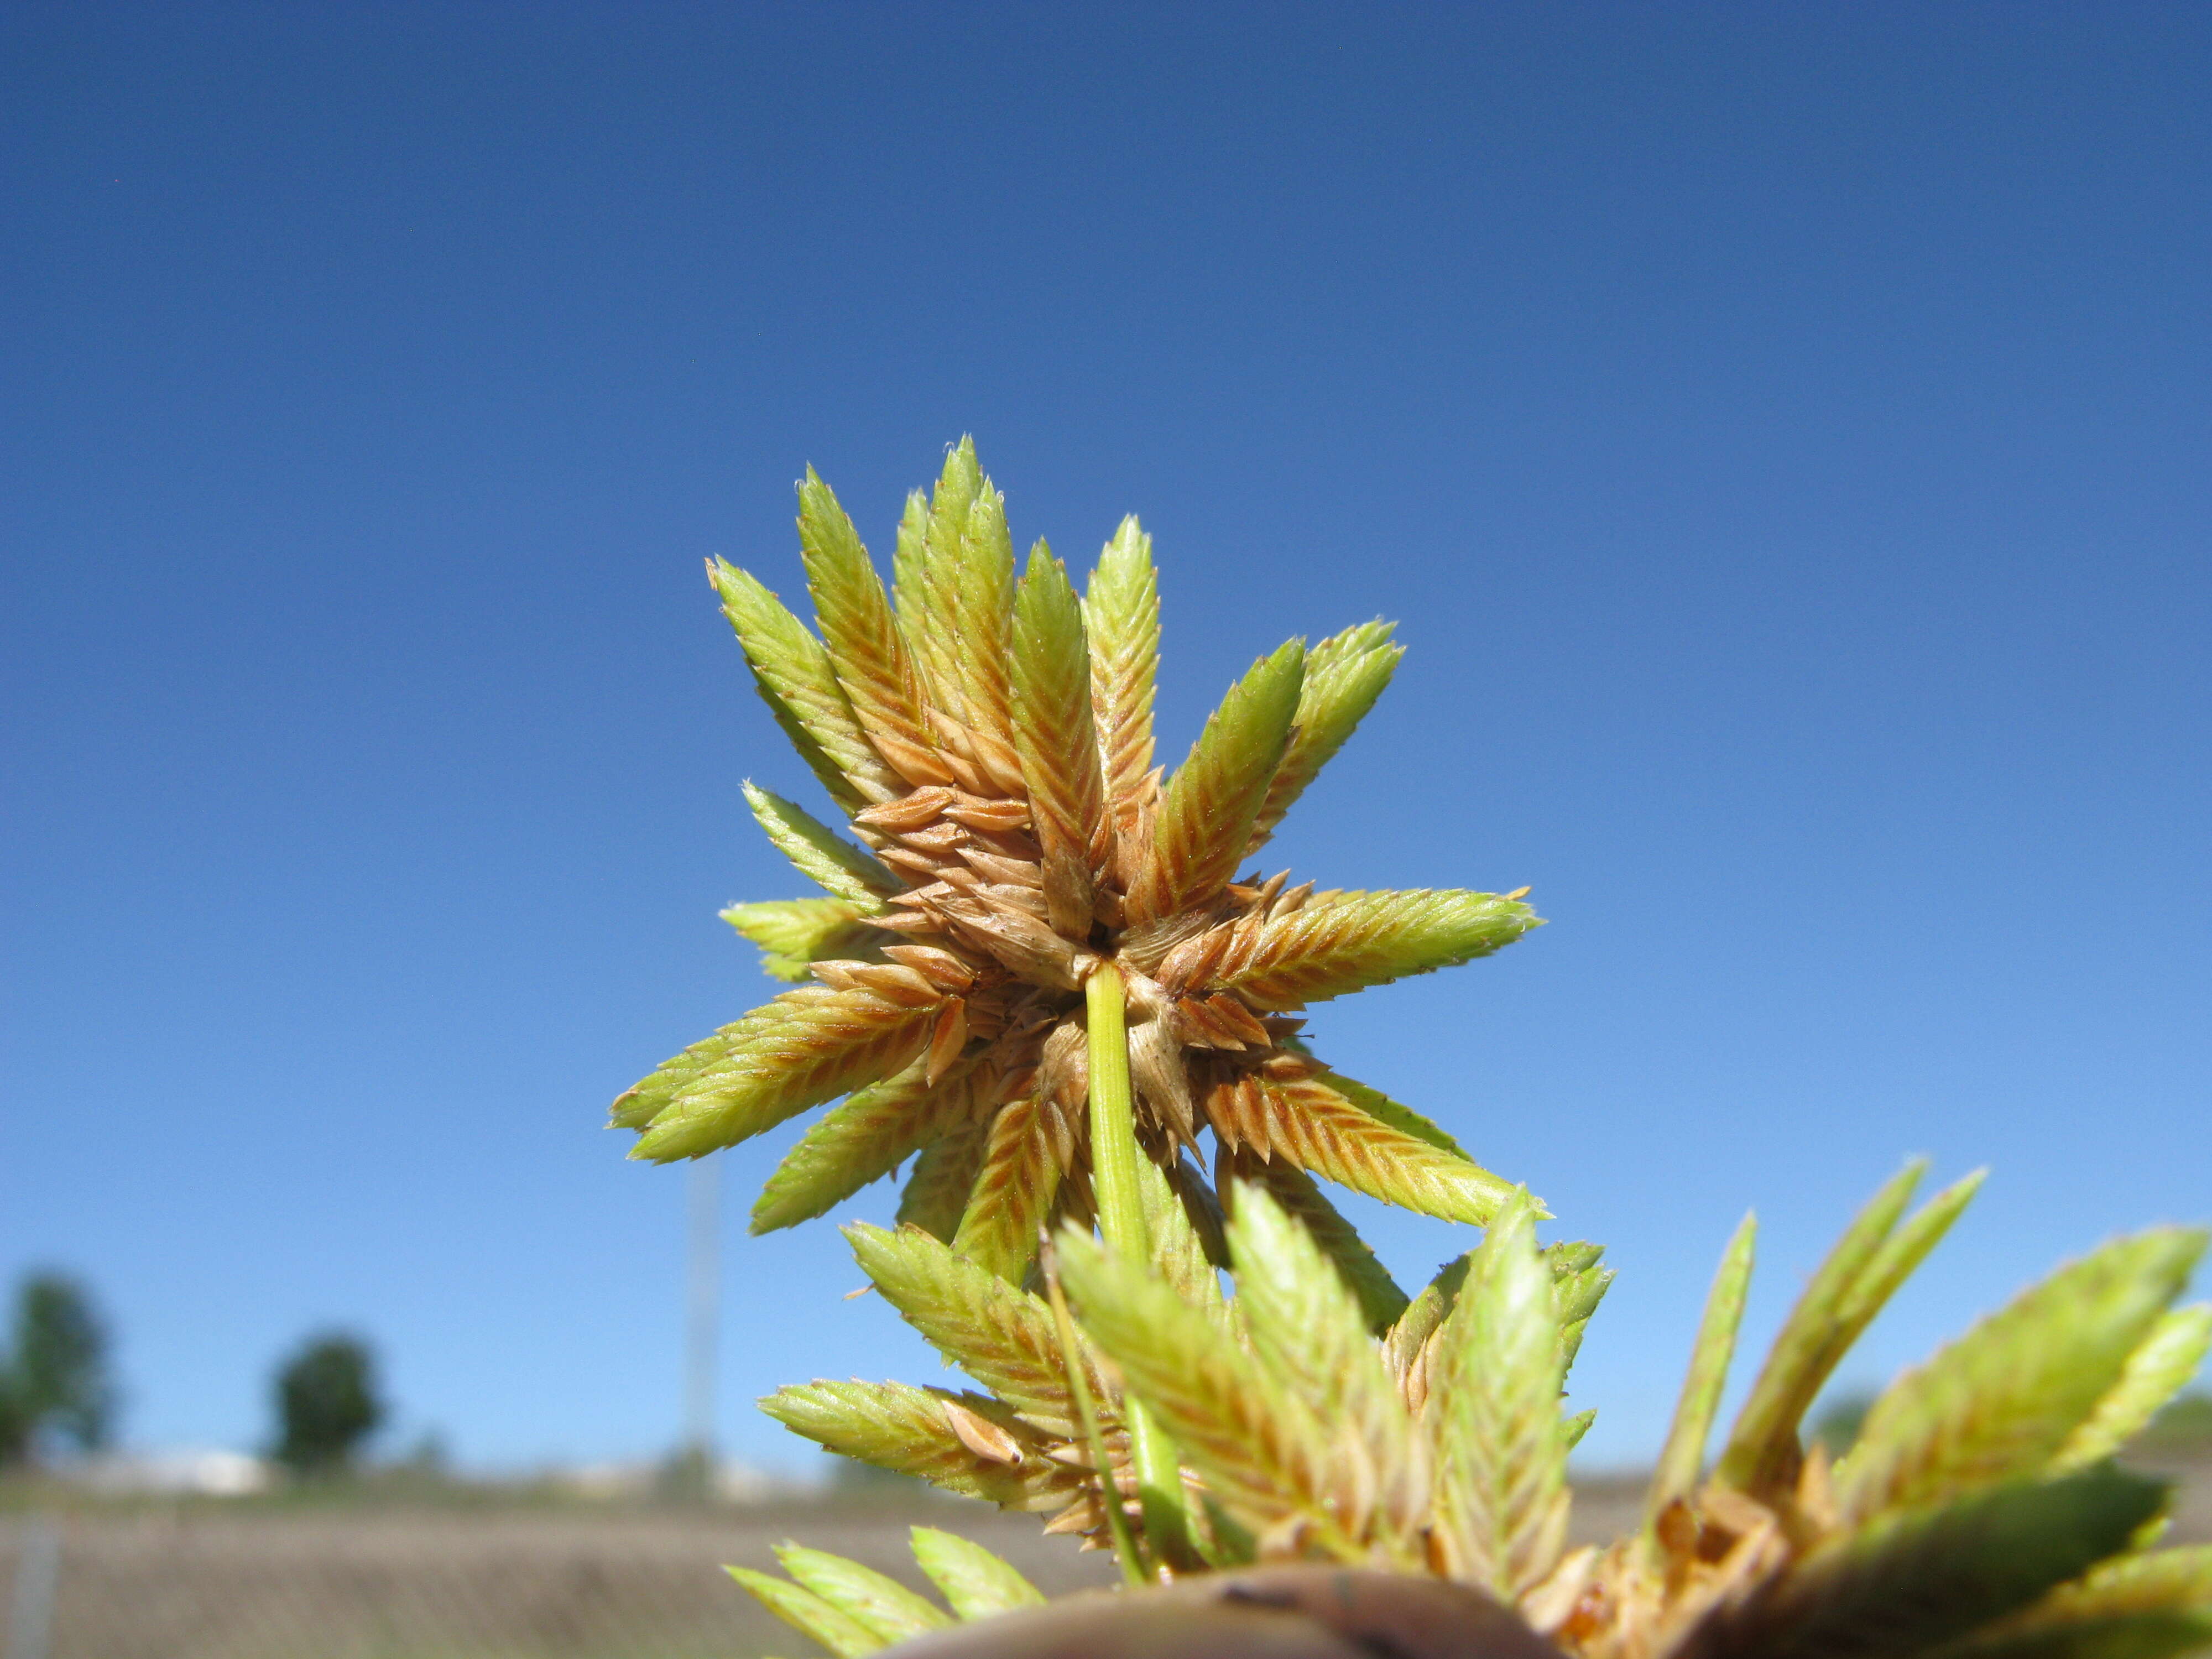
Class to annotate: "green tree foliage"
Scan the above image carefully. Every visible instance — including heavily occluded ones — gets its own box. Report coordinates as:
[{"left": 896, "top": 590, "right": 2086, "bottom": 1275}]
[
  {"left": 272, "top": 1332, "right": 384, "bottom": 1475},
  {"left": 0, "top": 1271, "right": 114, "bottom": 1463}
]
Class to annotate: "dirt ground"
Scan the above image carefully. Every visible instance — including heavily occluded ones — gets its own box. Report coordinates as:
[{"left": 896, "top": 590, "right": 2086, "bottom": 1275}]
[{"left": 1, "top": 1462, "right": 2203, "bottom": 1659}]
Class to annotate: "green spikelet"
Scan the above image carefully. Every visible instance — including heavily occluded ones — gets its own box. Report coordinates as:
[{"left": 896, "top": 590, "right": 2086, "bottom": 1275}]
[
  {"left": 846, "top": 1222, "right": 1113, "bottom": 1438},
  {"left": 2052, "top": 1306, "right": 2212, "bottom": 1475},
  {"left": 950, "top": 1097, "right": 1066, "bottom": 1286},
  {"left": 759, "top": 1379, "right": 1082, "bottom": 1512},
  {"left": 1129, "top": 640, "right": 1304, "bottom": 922},
  {"left": 1082, "top": 517, "right": 1160, "bottom": 834},
  {"left": 909, "top": 1526, "right": 1047, "bottom": 1623},
  {"left": 618, "top": 985, "right": 939, "bottom": 1161},
  {"left": 726, "top": 1566, "right": 883, "bottom": 1657},
  {"left": 1055, "top": 1223, "right": 1359, "bottom": 1558},
  {"left": 896, "top": 1118, "right": 992, "bottom": 1243},
  {"left": 1246, "top": 619, "right": 1402, "bottom": 854},
  {"left": 1835, "top": 1228, "right": 2208, "bottom": 1523},
  {"left": 1213, "top": 1069, "right": 1528, "bottom": 1227},
  {"left": 1221, "top": 1150, "right": 1410, "bottom": 1333},
  {"left": 1427, "top": 1194, "right": 1569, "bottom": 1599},
  {"left": 749, "top": 1061, "right": 962, "bottom": 1233},
  {"left": 771, "top": 1543, "right": 952, "bottom": 1647},
  {"left": 708, "top": 559, "right": 899, "bottom": 813},
  {"left": 721, "top": 897, "right": 886, "bottom": 982},
  {"left": 1717, "top": 1161, "right": 1983, "bottom": 1500},
  {"left": 1226, "top": 1179, "right": 1425, "bottom": 1559},
  {"left": 1648, "top": 1213, "right": 1759, "bottom": 1522},
  {"left": 1010, "top": 542, "right": 1107, "bottom": 935},
  {"left": 743, "top": 781, "right": 899, "bottom": 904}
]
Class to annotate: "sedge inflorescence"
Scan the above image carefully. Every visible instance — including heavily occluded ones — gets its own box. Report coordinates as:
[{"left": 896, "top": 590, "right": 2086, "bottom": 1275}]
[
  {"left": 612, "top": 438, "right": 1538, "bottom": 1285},
  {"left": 611, "top": 442, "right": 2212, "bottom": 1659}
]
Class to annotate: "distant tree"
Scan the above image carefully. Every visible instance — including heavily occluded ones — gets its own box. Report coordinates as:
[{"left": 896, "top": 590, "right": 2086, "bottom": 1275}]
[
  {"left": 2140, "top": 1389, "right": 2212, "bottom": 1455},
  {"left": 0, "top": 1272, "right": 115, "bottom": 1464},
  {"left": 1807, "top": 1387, "right": 1876, "bottom": 1455},
  {"left": 273, "top": 1333, "right": 383, "bottom": 1475}
]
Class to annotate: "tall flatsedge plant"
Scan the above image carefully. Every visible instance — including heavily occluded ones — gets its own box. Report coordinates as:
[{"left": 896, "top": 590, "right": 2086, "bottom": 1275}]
[{"left": 615, "top": 444, "right": 2212, "bottom": 1658}]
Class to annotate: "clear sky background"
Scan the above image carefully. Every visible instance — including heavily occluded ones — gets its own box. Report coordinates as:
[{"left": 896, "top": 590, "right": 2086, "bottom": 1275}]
[{"left": 4, "top": 2, "right": 2208, "bottom": 1476}]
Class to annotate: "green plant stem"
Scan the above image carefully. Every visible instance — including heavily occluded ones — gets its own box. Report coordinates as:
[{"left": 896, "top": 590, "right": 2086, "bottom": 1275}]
[
  {"left": 1041, "top": 1240, "right": 1148, "bottom": 1587},
  {"left": 1084, "top": 962, "right": 1197, "bottom": 1573}
]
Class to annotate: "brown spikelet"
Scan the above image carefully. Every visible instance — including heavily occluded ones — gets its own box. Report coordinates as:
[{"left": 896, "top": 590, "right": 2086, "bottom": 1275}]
[
  {"left": 951, "top": 1097, "right": 1067, "bottom": 1284},
  {"left": 1128, "top": 1008, "right": 1200, "bottom": 1146},
  {"left": 923, "top": 999, "right": 970, "bottom": 1085},
  {"left": 881, "top": 943, "right": 979, "bottom": 992},
  {"left": 1202, "top": 1064, "right": 1520, "bottom": 1228}
]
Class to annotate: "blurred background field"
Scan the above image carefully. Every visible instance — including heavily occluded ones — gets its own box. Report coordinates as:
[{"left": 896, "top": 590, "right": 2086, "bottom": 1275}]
[{"left": 4, "top": 1446, "right": 2208, "bottom": 1659}]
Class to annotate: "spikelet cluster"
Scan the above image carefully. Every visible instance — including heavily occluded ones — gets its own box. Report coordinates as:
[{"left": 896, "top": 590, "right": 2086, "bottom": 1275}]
[
  {"left": 745, "top": 1164, "right": 2212, "bottom": 1659},
  {"left": 613, "top": 440, "right": 1540, "bottom": 1281}
]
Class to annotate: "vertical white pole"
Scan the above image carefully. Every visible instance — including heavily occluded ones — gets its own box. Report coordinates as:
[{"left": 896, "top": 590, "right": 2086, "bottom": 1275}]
[{"left": 683, "top": 1155, "right": 721, "bottom": 1473}]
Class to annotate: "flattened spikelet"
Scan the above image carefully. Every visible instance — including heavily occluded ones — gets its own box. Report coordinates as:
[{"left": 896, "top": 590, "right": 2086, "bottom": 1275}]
[
  {"left": 1228, "top": 1180, "right": 1425, "bottom": 1556},
  {"left": 1055, "top": 1226, "right": 1357, "bottom": 1558},
  {"left": 898, "top": 1116, "right": 992, "bottom": 1242},
  {"left": 909, "top": 1526, "right": 1048, "bottom": 1622},
  {"left": 798, "top": 469, "right": 951, "bottom": 787},
  {"left": 750, "top": 1060, "right": 962, "bottom": 1234},
  {"left": 773, "top": 1543, "right": 952, "bottom": 1646},
  {"left": 952, "top": 1096, "right": 1067, "bottom": 1285},
  {"left": 2052, "top": 1306, "right": 2212, "bottom": 1474},
  {"left": 847, "top": 1222, "right": 1112, "bottom": 1435},
  {"left": 1246, "top": 620, "right": 1402, "bottom": 855},
  {"left": 1428, "top": 1197, "right": 1569, "bottom": 1598},
  {"left": 743, "top": 781, "right": 900, "bottom": 904},
  {"left": 1130, "top": 641, "right": 1303, "bottom": 922},
  {"left": 1083, "top": 518, "right": 1160, "bottom": 832},
  {"left": 1011, "top": 544, "right": 1107, "bottom": 934},
  {"left": 1835, "top": 1228, "right": 2208, "bottom": 1523},
  {"left": 1208, "top": 888, "right": 1541, "bottom": 1010},
  {"left": 1221, "top": 1150, "right": 1410, "bottom": 1334},
  {"left": 618, "top": 984, "right": 939, "bottom": 1162},
  {"left": 709, "top": 558, "right": 899, "bottom": 810},
  {"left": 1211, "top": 1070, "right": 1525, "bottom": 1227},
  {"left": 721, "top": 896, "right": 886, "bottom": 982},
  {"left": 760, "top": 1379, "right": 1083, "bottom": 1512}
]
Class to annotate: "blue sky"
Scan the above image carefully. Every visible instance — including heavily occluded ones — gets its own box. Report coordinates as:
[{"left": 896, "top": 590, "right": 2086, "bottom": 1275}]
[{"left": 4, "top": 2, "right": 2207, "bottom": 1475}]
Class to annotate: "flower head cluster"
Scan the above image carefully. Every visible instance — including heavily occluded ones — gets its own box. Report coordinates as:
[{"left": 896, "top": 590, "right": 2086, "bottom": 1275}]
[{"left": 613, "top": 440, "right": 1539, "bottom": 1281}]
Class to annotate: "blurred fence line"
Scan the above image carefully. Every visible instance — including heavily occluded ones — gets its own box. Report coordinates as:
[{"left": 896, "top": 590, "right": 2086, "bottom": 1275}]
[
  {"left": 2, "top": 1462, "right": 2202, "bottom": 1659},
  {"left": 0, "top": 1504, "right": 1113, "bottom": 1659}
]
